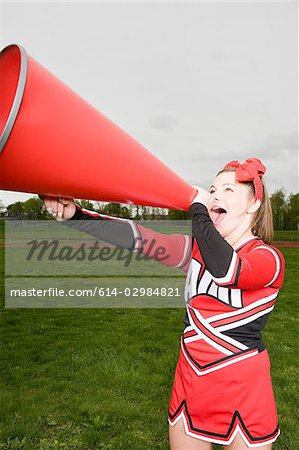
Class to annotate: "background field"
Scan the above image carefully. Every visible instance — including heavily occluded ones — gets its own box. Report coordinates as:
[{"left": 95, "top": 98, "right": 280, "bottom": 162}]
[{"left": 0, "top": 225, "right": 298, "bottom": 449}]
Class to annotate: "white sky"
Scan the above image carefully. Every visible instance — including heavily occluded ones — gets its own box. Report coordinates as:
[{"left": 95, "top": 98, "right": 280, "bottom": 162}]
[{"left": 0, "top": 2, "right": 298, "bottom": 207}]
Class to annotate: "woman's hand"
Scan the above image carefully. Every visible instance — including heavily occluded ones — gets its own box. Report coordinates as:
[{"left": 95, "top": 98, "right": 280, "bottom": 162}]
[
  {"left": 43, "top": 196, "right": 76, "bottom": 221},
  {"left": 191, "top": 185, "right": 211, "bottom": 209}
]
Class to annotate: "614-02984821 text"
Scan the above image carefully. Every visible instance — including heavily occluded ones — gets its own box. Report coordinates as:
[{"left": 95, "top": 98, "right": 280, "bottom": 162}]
[{"left": 9, "top": 287, "right": 181, "bottom": 298}]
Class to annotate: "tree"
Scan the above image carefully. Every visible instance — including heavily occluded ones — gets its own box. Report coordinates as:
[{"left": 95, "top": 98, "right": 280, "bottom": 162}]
[
  {"left": 167, "top": 209, "right": 190, "bottom": 220},
  {"left": 76, "top": 199, "right": 95, "bottom": 211},
  {"left": 23, "top": 197, "right": 46, "bottom": 220},
  {"left": 156, "top": 208, "right": 167, "bottom": 220},
  {"left": 270, "top": 189, "right": 286, "bottom": 230},
  {"left": 135, "top": 205, "right": 141, "bottom": 220},
  {"left": 141, "top": 206, "right": 150, "bottom": 220},
  {"left": 285, "top": 193, "right": 299, "bottom": 230},
  {"left": 7, "top": 197, "right": 48, "bottom": 220},
  {"left": 102, "top": 202, "right": 131, "bottom": 218},
  {"left": 6, "top": 201, "right": 25, "bottom": 219},
  {"left": 0, "top": 200, "right": 6, "bottom": 217},
  {"left": 94, "top": 201, "right": 105, "bottom": 213},
  {"left": 149, "top": 207, "right": 158, "bottom": 220}
]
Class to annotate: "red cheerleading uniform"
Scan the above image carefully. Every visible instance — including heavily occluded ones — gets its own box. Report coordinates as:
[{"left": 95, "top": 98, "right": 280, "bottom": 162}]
[
  {"left": 168, "top": 202, "right": 285, "bottom": 447},
  {"left": 64, "top": 202, "right": 285, "bottom": 447}
]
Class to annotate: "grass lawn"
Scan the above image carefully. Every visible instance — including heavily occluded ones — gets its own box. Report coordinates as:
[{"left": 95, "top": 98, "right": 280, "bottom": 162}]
[{"left": 0, "top": 225, "right": 298, "bottom": 449}]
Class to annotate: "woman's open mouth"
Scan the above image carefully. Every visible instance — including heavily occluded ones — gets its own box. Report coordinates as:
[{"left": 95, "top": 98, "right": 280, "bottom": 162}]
[{"left": 210, "top": 207, "right": 227, "bottom": 225}]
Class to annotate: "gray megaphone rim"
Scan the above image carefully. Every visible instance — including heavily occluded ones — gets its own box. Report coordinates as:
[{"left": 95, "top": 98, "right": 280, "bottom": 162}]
[{"left": 0, "top": 44, "right": 28, "bottom": 153}]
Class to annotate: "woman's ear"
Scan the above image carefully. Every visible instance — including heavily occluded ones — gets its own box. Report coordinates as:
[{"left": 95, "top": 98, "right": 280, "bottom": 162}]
[{"left": 247, "top": 198, "right": 261, "bottom": 214}]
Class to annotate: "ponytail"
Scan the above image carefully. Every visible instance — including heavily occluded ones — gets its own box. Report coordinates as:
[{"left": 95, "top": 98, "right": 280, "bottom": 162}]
[{"left": 251, "top": 181, "right": 273, "bottom": 244}]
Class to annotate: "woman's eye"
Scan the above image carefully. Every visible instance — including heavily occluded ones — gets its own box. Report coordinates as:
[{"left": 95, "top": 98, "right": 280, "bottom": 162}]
[
  {"left": 225, "top": 188, "right": 233, "bottom": 192},
  {"left": 210, "top": 190, "right": 215, "bottom": 194}
]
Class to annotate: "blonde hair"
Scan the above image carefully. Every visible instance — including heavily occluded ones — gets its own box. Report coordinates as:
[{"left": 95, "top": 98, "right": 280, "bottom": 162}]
[{"left": 217, "top": 168, "right": 273, "bottom": 244}]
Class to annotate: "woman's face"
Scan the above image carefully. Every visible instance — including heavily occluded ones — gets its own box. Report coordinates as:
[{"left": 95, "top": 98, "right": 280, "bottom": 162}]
[{"left": 208, "top": 171, "right": 256, "bottom": 239}]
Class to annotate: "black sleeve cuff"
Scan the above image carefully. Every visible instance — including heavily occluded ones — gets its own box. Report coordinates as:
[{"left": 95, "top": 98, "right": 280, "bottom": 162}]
[
  {"left": 69, "top": 205, "right": 85, "bottom": 220},
  {"left": 190, "top": 202, "right": 210, "bottom": 217}
]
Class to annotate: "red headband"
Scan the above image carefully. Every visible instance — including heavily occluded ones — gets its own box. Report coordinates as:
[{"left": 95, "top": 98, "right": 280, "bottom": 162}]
[{"left": 223, "top": 158, "right": 266, "bottom": 202}]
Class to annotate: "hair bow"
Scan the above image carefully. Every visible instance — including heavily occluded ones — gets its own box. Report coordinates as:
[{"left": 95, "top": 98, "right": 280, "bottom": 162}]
[{"left": 224, "top": 158, "right": 266, "bottom": 202}]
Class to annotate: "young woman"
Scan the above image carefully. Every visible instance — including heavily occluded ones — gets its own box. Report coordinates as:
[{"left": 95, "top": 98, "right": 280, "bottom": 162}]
[{"left": 43, "top": 157, "right": 285, "bottom": 449}]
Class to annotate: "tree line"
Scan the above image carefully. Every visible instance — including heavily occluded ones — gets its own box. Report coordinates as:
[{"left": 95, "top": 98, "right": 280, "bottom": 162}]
[{"left": 0, "top": 189, "right": 298, "bottom": 230}]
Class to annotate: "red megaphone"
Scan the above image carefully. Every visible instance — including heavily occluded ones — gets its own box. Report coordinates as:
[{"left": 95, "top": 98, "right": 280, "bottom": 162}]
[{"left": 0, "top": 44, "right": 196, "bottom": 210}]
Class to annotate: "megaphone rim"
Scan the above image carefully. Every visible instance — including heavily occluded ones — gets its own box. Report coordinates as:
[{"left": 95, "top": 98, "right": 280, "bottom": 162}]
[{"left": 0, "top": 43, "right": 28, "bottom": 153}]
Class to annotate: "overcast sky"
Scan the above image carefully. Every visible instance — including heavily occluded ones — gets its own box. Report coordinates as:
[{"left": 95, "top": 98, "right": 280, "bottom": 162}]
[{"left": 0, "top": 2, "right": 298, "bottom": 207}]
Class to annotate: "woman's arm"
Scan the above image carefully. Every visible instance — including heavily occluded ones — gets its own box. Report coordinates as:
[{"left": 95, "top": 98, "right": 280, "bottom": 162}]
[
  {"left": 56, "top": 202, "right": 192, "bottom": 271},
  {"left": 66, "top": 205, "right": 192, "bottom": 270},
  {"left": 190, "top": 202, "right": 284, "bottom": 289}
]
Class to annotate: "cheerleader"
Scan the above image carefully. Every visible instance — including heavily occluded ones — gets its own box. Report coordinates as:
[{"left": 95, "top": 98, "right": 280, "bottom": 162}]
[
  {"left": 168, "top": 158, "right": 285, "bottom": 449},
  {"left": 43, "top": 157, "right": 284, "bottom": 449}
]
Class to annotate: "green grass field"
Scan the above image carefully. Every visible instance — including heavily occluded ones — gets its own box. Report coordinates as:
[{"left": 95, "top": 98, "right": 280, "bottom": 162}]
[{"left": 0, "top": 225, "right": 298, "bottom": 449}]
